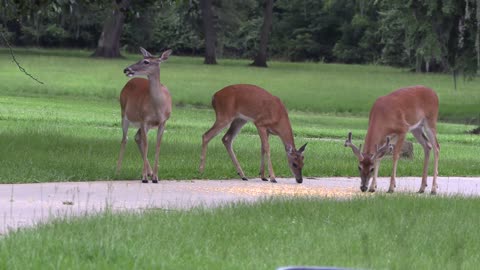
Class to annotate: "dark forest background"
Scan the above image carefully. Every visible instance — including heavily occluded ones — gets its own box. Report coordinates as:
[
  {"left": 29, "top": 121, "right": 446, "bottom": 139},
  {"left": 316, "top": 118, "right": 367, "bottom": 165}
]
[{"left": 2, "top": 0, "right": 480, "bottom": 73}]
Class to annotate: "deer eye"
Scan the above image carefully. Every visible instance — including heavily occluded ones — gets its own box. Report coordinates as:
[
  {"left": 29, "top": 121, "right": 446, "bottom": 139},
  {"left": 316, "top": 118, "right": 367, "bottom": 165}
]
[{"left": 143, "top": 60, "right": 150, "bottom": 64}]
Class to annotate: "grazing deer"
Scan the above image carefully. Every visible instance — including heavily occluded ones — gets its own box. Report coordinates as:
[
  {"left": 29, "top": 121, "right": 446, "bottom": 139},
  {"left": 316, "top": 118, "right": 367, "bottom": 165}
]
[
  {"left": 115, "top": 47, "right": 172, "bottom": 183},
  {"left": 199, "top": 84, "right": 307, "bottom": 183},
  {"left": 344, "top": 85, "right": 440, "bottom": 194}
]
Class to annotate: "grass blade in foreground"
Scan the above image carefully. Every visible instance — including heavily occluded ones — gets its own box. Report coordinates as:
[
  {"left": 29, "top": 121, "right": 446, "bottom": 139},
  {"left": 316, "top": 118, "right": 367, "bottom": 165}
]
[{"left": 1, "top": 196, "right": 479, "bottom": 269}]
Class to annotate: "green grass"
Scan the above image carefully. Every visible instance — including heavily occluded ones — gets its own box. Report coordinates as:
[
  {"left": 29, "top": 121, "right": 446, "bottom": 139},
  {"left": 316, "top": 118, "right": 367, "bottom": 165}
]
[
  {"left": 2, "top": 48, "right": 480, "bottom": 121},
  {"left": 0, "top": 48, "right": 479, "bottom": 183},
  {"left": 1, "top": 196, "right": 480, "bottom": 269}
]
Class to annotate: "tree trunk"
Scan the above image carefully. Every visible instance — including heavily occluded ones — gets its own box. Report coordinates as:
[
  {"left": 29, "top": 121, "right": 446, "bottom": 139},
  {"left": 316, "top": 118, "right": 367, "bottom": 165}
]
[
  {"left": 200, "top": 0, "right": 217, "bottom": 64},
  {"left": 251, "top": 0, "right": 273, "bottom": 67},
  {"left": 92, "top": 0, "right": 130, "bottom": 58},
  {"left": 415, "top": 54, "right": 422, "bottom": 73},
  {"left": 476, "top": 0, "right": 480, "bottom": 73}
]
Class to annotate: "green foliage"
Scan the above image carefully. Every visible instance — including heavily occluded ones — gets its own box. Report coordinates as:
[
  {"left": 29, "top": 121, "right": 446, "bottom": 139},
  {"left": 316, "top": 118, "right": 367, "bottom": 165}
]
[
  {"left": 42, "top": 24, "right": 69, "bottom": 46},
  {"left": 122, "top": 1, "right": 201, "bottom": 54},
  {"left": 378, "top": 0, "right": 478, "bottom": 74},
  {"left": 273, "top": 0, "right": 338, "bottom": 61},
  {"left": 333, "top": 6, "right": 381, "bottom": 63},
  {"left": 2, "top": 0, "right": 480, "bottom": 72},
  {"left": 2, "top": 196, "right": 480, "bottom": 269}
]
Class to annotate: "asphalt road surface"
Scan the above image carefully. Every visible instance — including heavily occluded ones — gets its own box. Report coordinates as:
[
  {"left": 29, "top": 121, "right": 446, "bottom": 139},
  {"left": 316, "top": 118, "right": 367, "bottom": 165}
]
[{"left": 1, "top": 176, "right": 480, "bottom": 235}]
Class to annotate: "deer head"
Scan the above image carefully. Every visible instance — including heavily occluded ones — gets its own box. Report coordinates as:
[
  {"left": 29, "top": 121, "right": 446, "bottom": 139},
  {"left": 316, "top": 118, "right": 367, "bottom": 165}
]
[
  {"left": 287, "top": 143, "right": 307, "bottom": 183},
  {"left": 124, "top": 47, "right": 172, "bottom": 77},
  {"left": 345, "top": 132, "right": 393, "bottom": 192}
]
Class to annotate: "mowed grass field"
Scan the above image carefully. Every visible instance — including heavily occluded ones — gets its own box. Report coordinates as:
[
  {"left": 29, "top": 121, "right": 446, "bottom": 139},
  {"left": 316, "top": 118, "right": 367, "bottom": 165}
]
[
  {"left": 2, "top": 196, "right": 480, "bottom": 270},
  {"left": 0, "top": 48, "right": 479, "bottom": 183}
]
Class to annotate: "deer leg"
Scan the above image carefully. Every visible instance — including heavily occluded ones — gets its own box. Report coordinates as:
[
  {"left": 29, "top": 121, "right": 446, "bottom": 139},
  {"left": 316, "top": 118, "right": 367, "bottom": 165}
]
[
  {"left": 138, "top": 125, "right": 150, "bottom": 183},
  {"left": 199, "top": 119, "right": 231, "bottom": 173},
  {"left": 424, "top": 126, "right": 440, "bottom": 194},
  {"left": 412, "top": 128, "right": 431, "bottom": 193},
  {"left": 134, "top": 129, "right": 153, "bottom": 177},
  {"left": 369, "top": 160, "right": 381, "bottom": 192},
  {"left": 259, "top": 136, "right": 268, "bottom": 181},
  {"left": 388, "top": 134, "right": 405, "bottom": 193},
  {"left": 116, "top": 117, "right": 129, "bottom": 175},
  {"left": 151, "top": 122, "right": 166, "bottom": 183},
  {"left": 222, "top": 119, "right": 248, "bottom": 180},
  {"left": 257, "top": 127, "right": 276, "bottom": 183}
]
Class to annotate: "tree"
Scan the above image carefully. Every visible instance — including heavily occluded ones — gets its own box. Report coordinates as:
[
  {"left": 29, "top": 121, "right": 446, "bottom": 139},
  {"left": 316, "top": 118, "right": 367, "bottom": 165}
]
[
  {"left": 200, "top": 0, "right": 217, "bottom": 64},
  {"left": 251, "top": 0, "right": 273, "bottom": 67},
  {"left": 476, "top": 0, "right": 480, "bottom": 72},
  {"left": 378, "top": 0, "right": 478, "bottom": 75},
  {"left": 92, "top": 0, "right": 130, "bottom": 58}
]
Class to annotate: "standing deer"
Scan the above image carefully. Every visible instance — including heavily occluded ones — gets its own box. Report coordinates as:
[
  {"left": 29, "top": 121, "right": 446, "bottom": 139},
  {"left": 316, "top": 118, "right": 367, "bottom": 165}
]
[
  {"left": 199, "top": 84, "right": 307, "bottom": 183},
  {"left": 116, "top": 47, "right": 172, "bottom": 183},
  {"left": 344, "top": 85, "right": 440, "bottom": 194}
]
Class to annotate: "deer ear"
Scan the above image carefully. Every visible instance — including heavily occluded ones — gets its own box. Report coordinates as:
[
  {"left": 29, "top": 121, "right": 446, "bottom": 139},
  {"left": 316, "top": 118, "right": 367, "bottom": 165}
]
[
  {"left": 373, "top": 137, "right": 393, "bottom": 160},
  {"left": 374, "top": 147, "right": 390, "bottom": 160},
  {"left": 159, "top": 49, "right": 172, "bottom": 62},
  {"left": 140, "top": 47, "right": 152, "bottom": 58},
  {"left": 298, "top": 143, "right": 307, "bottom": 153}
]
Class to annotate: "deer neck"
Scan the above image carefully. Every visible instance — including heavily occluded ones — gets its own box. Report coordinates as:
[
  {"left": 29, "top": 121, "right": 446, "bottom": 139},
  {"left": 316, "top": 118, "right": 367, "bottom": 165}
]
[
  {"left": 147, "top": 70, "right": 167, "bottom": 108},
  {"left": 363, "top": 130, "right": 383, "bottom": 156},
  {"left": 277, "top": 119, "right": 296, "bottom": 152}
]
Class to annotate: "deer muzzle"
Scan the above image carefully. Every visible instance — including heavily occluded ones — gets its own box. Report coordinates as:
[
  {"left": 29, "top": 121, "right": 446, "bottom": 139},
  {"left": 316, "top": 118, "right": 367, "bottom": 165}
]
[
  {"left": 123, "top": 67, "right": 135, "bottom": 77},
  {"left": 294, "top": 170, "right": 303, "bottom": 183}
]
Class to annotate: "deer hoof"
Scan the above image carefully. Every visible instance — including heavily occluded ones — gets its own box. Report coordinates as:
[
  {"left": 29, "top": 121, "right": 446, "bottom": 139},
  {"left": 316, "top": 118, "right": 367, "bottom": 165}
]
[
  {"left": 417, "top": 189, "right": 425, "bottom": 194},
  {"left": 261, "top": 178, "right": 268, "bottom": 181},
  {"left": 152, "top": 179, "right": 158, "bottom": 184},
  {"left": 241, "top": 177, "right": 248, "bottom": 181},
  {"left": 368, "top": 189, "right": 376, "bottom": 193},
  {"left": 141, "top": 180, "right": 148, "bottom": 184},
  {"left": 270, "top": 179, "right": 277, "bottom": 183},
  {"left": 430, "top": 190, "right": 437, "bottom": 195},
  {"left": 387, "top": 189, "right": 394, "bottom": 193}
]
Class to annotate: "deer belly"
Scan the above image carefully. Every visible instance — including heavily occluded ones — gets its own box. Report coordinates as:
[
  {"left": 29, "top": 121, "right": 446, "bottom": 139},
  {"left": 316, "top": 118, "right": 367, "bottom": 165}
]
[
  {"left": 408, "top": 119, "right": 424, "bottom": 131},
  {"left": 125, "top": 116, "right": 141, "bottom": 128},
  {"left": 238, "top": 113, "right": 254, "bottom": 121},
  {"left": 125, "top": 116, "right": 159, "bottom": 129}
]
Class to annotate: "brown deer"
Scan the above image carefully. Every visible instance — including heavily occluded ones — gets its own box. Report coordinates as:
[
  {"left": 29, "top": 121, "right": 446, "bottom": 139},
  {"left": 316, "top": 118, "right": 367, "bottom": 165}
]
[
  {"left": 115, "top": 47, "right": 172, "bottom": 183},
  {"left": 344, "top": 85, "right": 440, "bottom": 194},
  {"left": 199, "top": 84, "right": 307, "bottom": 183}
]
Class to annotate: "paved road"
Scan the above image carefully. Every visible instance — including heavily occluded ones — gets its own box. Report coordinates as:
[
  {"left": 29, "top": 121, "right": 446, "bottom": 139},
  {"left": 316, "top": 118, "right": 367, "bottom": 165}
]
[{"left": 1, "top": 177, "right": 480, "bottom": 235}]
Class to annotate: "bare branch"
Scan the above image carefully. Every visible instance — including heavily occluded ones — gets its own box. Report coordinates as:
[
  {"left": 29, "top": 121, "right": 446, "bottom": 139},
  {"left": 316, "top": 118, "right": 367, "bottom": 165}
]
[{"left": 1, "top": 31, "right": 44, "bottom": 84}]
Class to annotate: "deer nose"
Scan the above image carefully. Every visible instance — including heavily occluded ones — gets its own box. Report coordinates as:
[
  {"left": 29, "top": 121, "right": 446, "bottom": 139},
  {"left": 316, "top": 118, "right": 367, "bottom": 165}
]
[
  {"left": 360, "top": 186, "right": 368, "bottom": 192},
  {"left": 296, "top": 177, "right": 303, "bottom": 184},
  {"left": 123, "top": 68, "right": 130, "bottom": 73}
]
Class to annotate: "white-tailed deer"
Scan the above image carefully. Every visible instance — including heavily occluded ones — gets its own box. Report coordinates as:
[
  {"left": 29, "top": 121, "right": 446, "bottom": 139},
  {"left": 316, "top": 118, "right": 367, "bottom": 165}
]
[
  {"left": 199, "top": 84, "right": 307, "bottom": 183},
  {"left": 116, "top": 47, "right": 172, "bottom": 183},
  {"left": 344, "top": 85, "right": 440, "bottom": 194}
]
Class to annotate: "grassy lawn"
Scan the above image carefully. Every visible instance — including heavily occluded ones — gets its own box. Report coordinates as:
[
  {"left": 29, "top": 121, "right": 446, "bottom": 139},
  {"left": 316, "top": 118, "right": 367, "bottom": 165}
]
[
  {"left": 1, "top": 49, "right": 480, "bottom": 270},
  {"left": 1, "top": 196, "right": 480, "bottom": 269},
  {"left": 1, "top": 48, "right": 479, "bottom": 183}
]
